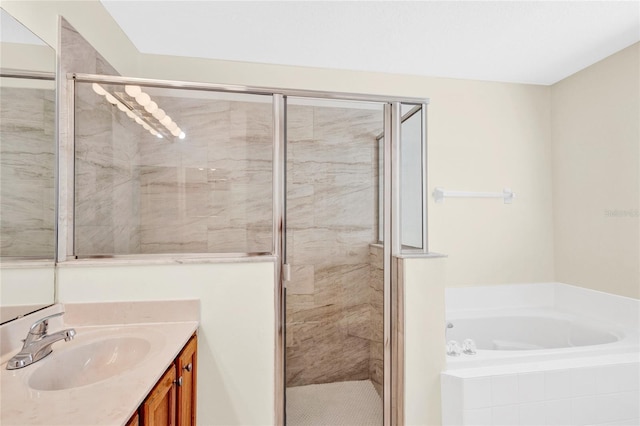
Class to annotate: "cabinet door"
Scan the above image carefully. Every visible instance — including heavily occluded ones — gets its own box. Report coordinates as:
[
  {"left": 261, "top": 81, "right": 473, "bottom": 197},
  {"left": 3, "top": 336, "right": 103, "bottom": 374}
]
[
  {"left": 126, "top": 412, "right": 140, "bottom": 426},
  {"left": 176, "top": 335, "right": 197, "bottom": 426},
  {"left": 143, "top": 365, "right": 177, "bottom": 426}
]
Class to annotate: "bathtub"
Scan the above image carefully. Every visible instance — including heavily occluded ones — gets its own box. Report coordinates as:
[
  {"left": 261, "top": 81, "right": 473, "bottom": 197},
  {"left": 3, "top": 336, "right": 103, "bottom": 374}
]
[
  {"left": 449, "top": 312, "right": 620, "bottom": 350},
  {"left": 441, "top": 283, "right": 640, "bottom": 426},
  {"left": 445, "top": 307, "right": 637, "bottom": 369}
]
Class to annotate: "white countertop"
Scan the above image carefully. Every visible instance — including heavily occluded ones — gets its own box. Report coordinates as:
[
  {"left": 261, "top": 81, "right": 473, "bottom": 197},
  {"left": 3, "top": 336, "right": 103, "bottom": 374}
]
[{"left": 0, "top": 301, "right": 199, "bottom": 426}]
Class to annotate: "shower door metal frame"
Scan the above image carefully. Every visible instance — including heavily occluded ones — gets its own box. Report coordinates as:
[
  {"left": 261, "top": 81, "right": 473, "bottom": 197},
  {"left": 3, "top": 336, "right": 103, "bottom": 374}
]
[{"left": 67, "top": 72, "right": 429, "bottom": 426}]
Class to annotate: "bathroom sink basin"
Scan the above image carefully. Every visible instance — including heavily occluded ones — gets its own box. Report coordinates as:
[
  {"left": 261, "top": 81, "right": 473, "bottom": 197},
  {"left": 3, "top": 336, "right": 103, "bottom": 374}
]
[{"left": 28, "top": 336, "right": 151, "bottom": 391}]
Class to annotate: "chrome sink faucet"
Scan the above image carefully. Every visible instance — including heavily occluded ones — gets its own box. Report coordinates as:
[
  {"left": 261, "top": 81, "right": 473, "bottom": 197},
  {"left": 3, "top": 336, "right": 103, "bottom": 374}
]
[{"left": 6, "top": 312, "right": 76, "bottom": 370}]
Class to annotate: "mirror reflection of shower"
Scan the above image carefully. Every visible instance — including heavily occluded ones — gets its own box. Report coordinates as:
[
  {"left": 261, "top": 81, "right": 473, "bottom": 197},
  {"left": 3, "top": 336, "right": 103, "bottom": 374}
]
[{"left": 0, "top": 7, "right": 57, "bottom": 324}]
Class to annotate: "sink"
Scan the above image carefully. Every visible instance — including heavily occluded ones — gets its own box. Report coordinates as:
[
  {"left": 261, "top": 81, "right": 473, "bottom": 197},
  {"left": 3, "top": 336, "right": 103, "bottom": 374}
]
[{"left": 28, "top": 337, "right": 151, "bottom": 391}]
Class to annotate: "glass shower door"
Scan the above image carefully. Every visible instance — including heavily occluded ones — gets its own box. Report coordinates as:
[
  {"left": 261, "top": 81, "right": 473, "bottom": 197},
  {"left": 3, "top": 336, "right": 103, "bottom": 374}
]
[{"left": 284, "top": 98, "right": 385, "bottom": 425}]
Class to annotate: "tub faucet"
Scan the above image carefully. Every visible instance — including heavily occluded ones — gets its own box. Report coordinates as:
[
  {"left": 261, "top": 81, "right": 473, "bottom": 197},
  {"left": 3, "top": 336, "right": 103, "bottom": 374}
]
[
  {"left": 6, "top": 312, "right": 76, "bottom": 370},
  {"left": 445, "top": 321, "right": 454, "bottom": 337}
]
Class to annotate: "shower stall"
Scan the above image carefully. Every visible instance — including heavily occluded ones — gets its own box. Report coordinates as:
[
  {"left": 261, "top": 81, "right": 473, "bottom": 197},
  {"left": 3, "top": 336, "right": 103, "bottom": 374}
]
[{"left": 69, "top": 73, "right": 428, "bottom": 425}]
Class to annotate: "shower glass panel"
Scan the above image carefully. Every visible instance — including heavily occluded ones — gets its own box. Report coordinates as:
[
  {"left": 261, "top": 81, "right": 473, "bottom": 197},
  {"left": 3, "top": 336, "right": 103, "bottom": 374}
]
[
  {"left": 74, "top": 82, "right": 273, "bottom": 255},
  {"left": 285, "top": 98, "right": 384, "bottom": 425},
  {"left": 376, "top": 104, "right": 426, "bottom": 251},
  {"left": 400, "top": 104, "right": 425, "bottom": 250}
]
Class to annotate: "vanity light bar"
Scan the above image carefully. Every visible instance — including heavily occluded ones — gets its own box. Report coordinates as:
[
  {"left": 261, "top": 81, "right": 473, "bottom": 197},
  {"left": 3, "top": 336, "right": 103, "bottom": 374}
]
[
  {"left": 92, "top": 83, "right": 165, "bottom": 139},
  {"left": 124, "top": 85, "right": 186, "bottom": 140},
  {"left": 91, "top": 83, "right": 186, "bottom": 140}
]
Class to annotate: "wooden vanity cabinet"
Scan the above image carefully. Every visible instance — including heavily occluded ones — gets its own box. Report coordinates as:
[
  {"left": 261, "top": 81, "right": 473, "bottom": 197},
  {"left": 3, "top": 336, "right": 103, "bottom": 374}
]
[
  {"left": 138, "top": 334, "right": 197, "bottom": 426},
  {"left": 176, "top": 336, "right": 197, "bottom": 426},
  {"left": 143, "top": 366, "right": 177, "bottom": 425},
  {"left": 126, "top": 412, "right": 140, "bottom": 426}
]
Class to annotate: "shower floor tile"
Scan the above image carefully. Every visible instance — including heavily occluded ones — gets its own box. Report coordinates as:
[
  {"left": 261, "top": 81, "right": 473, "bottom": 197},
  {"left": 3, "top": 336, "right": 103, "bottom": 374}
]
[{"left": 286, "top": 380, "right": 383, "bottom": 426}]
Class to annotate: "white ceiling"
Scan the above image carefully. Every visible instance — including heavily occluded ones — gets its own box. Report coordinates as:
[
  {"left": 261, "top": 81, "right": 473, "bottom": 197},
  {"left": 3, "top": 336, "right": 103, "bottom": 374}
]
[{"left": 101, "top": 1, "right": 640, "bottom": 85}]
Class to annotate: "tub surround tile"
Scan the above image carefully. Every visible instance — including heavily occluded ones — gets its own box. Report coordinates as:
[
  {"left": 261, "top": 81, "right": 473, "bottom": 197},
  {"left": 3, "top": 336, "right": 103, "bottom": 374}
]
[
  {"left": 463, "top": 377, "right": 493, "bottom": 409},
  {"left": 491, "top": 405, "right": 520, "bottom": 426},
  {"left": 544, "top": 369, "right": 573, "bottom": 400},
  {"left": 443, "top": 362, "right": 640, "bottom": 426},
  {"left": 518, "top": 372, "right": 546, "bottom": 403},
  {"left": 463, "top": 408, "right": 492, "bottom": 426},
  {"left": 594, "top": 419, "right": 640, "bottom": 426},
  {"left": 518, "top": 402, "right": 546, "bottom": 426},
  {"left": 594, "top": 363, "right": 640, "bottom": 394},
  {"left": 569, "top": 367, "right": 597, "bottom": 397},
  {"left": 544, "top": 399, "right": 572, "bottom": 425},
  {"left": 492, "top": 375, "right": 519, "bottom": 406},
  {"left": 444, "top": 283, "right": 639, "bottom": 425},
  {"left": 595, "top": 391, "right": 640, "bottom": 424},
  {"left": 571, "top": 396, "right": 601, "bottom": 426},
  {"left": 441, "top": 374, "right": 464, "bottom": 425},
  {"left": 491, "top": 404, "right": 519, "bottom": 426}
]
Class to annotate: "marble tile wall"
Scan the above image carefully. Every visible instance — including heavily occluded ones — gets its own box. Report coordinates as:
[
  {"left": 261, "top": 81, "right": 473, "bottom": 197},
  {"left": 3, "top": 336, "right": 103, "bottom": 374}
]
[
  {"left": 74, "top": 83, "right": 141, "bottom": 255},
  {"left": 61, "top": 18, "right": 125, "bottom": 258},
  {"left": 136, "top": 96, "right": 272, "bottom": 254},
  {"left": 285, "top": 104, "right": 384, "bottom": 388},
  {"left": 74, "top": 91, "right": 272, "bottom": 255},
  {"left": 0, "top": 86, "right": 55, "bottom": 257},
  {"left": 369, "top": 244, "right": 385, "bottom": 397}
]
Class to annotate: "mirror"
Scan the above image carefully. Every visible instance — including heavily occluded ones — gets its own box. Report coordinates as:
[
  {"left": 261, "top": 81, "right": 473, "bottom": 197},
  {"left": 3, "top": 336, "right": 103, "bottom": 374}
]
[{"left": 0, "top": 8, "right": 56, "bottom": 324}]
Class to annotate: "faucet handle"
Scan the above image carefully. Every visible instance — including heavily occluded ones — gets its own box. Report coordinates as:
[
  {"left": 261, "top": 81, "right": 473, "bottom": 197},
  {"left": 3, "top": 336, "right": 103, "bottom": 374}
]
[{"left": 28, "top": 312, "right": 65, "bottom": 337}]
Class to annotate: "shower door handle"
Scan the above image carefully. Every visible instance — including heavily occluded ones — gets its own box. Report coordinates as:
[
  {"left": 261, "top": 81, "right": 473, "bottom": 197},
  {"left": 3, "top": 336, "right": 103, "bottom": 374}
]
[{"left": 283, "top": 263, "right": 291, "bottom": 281}]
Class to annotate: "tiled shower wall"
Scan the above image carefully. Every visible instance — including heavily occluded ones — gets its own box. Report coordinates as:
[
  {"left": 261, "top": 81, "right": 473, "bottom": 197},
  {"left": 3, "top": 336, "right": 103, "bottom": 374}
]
[
  {"left": 369, "top": 244, "right": 385, "bottom": 396},
  {"left": 136, "top": 97, "right": 272, "bottom": 253},
  {"left": 74, "top": 94, "right": 272, "bottom": 255},
  {"left": 75, "top": 84, "right": 142, "bottom": 255},
  {"left": 61, "top": 18, "right": 141, "bottom": 257},
  {"left": 285, "top": 104, "right": 384, "bottom": 388},
  {"left": 0, "top": 86, "right": 55, "bottom": 257}
]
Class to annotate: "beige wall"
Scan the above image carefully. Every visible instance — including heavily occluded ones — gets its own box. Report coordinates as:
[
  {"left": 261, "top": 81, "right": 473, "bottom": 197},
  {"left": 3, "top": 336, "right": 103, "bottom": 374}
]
[
  {"left": 1, "top": 0, "right": 138, "bottom": 76},
  {"left": 56, "top": 261, "right": 275, "bottom": 426},
  {"left": 0, "top": 43, "right": 54, "bottom": 74},
  {"left": 551, "top": 43, "right": 640, "bottom": 299},
  {"left": 403, "top": 256, "right": 446, "bottom": 425}
]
